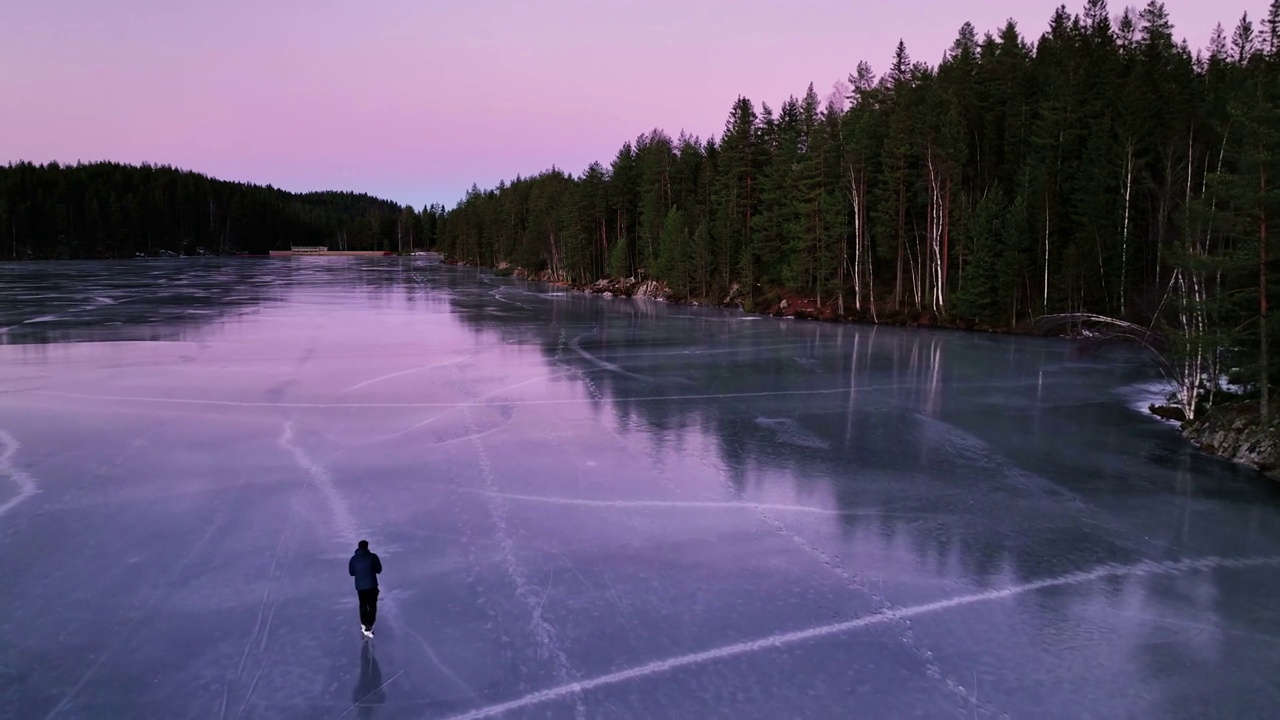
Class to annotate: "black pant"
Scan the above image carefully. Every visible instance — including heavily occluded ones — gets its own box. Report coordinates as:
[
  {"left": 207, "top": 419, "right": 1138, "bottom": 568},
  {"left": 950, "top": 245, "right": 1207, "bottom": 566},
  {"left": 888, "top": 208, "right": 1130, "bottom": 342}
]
[{"left": 357, "top": 587, "right": 379, "bottom": 628}]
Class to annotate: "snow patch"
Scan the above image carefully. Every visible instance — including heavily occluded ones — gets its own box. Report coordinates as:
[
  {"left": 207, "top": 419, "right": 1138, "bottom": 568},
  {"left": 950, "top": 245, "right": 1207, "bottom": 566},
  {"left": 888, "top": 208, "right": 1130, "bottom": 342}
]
[{"left": 1116, "top": 380, "right": 1179, "bottom": 425}]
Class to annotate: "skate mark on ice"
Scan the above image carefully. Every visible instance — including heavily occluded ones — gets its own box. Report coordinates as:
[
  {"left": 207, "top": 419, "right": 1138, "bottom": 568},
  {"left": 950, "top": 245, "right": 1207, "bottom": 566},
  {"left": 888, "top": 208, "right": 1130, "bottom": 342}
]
[
  {"left": 420, "top": 422, "right": 509, "bottom": 449},
  {"left": 0, "top": 429, "right": 39, "bottom": 518},
  {"left": 570, "top": 332, "right": 653, "bottom": 383},
  {"left": 383, "top": 602, "right": 479, "bottom": 700},
  {"left": 458, "top": 382, "right": 587, "bottom": 720},
  {"left": 44, "top": 496, "right": 232, "bottom": 720},
  {"left": 754, "top": 502, "right": 997, "bottom": 715},
  {"left": 233, "top": 646, "right": 275, "bottom": 720},
  {"left": 696, "top": 427, "right": 992, "bottom": 715},
  {"left": 337, "top": 670, "right": 406, "bottom": 719},
  {"left": 468, "top": 489, "right": 937, "bottom": 519},
  {"left": 329, "top": 370, "right": 576, "bottom": 454},
  {"left": 233, "top": 511, "right": 296, "bottom": 692},
  {"left": 489, "top": 287, "right": 534, "bottom": 310},
  {"left": 440, "top": 554, "right": 1280, "bottom": 720},
  {"left": 279, "top": 420, "right": 359, "bottom": 544},
  {"left": 913, "top": 412, "right": 1154, "bottom": 555},
  {"left": 342, "top": 355, "right": 471, "bottom": 393}
]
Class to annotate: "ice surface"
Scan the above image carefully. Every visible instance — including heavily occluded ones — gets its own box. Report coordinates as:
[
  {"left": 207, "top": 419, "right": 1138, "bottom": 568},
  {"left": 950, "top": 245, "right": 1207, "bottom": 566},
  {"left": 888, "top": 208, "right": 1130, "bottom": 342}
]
[{"left": 3, "top": 258, "right": 1280, "bottom": 719}]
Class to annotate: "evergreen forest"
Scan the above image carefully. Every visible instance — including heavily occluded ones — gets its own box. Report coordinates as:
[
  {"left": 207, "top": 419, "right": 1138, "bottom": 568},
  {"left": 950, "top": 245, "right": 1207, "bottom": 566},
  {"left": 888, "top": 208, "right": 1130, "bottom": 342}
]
[
  {"left": 435, "top": 0, "right": 1280, "bottom": 422},
  {"left": 3, "top": 0, "right": 1278, "bottom": 425},
  {"left": 0, "top": 161, "right": 444, "bottom": 259}
]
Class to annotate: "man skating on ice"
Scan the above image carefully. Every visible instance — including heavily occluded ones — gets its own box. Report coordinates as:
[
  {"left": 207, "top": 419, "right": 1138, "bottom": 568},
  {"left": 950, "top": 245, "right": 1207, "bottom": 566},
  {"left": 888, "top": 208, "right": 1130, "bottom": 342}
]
[{"left": 349, "top": 540, "right": 382, "bottom": 638}]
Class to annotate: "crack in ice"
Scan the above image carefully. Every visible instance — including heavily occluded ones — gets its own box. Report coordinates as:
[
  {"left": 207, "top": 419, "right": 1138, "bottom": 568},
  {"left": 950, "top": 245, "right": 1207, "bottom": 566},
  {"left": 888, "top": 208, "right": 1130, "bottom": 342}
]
[
  {"left": 470, "top": 489, "right": 934, "bottom": 518},
  {"left": 34, "top": 383, "right": 941, "bottom": 409},
  {"left": 278, "top": 421, "right": 359, "bottom": 544},
  {"left": 570, "top": 332, "right": 653, "bottom": 382},
  {"left": 341, "top": 355, "right": 471, "bottom": 393},
  {"left": 0, "top": 429, "right": 39, "bottom": 518},
  {"left": 439, "top": 554, "right": 1280, "bottom": 720}
]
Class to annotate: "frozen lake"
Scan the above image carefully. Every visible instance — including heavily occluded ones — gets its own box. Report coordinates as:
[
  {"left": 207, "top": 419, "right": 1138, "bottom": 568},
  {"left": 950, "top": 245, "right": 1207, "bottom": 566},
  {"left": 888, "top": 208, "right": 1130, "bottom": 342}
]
[{"left": 3, "top": 258, "right": 1280, "bottom": 719}]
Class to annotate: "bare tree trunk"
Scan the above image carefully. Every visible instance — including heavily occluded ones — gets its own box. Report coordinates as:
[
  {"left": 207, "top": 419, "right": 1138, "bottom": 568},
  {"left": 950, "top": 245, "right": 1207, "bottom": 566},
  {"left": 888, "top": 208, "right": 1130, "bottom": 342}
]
[
  {"left": 863, "top": 175, "right": 877, "bottom": 322},
  {"left": 1043, "top": 190, "right": 1050, "bottom": 313},
  {"left": 906, "top": 222, "right": 922, "bottom": 310},
  {"left": 924, "top": 152, "right": 933, "bottom": 313},
  {"left": 1120, "top": 141, "right": 1135, "bottom": 316},
  {"left": 942, "top": 176, "right": 950, "bottom": 300},
  {"left": 849, "top": 167, "right": 862, "bottom": 311},
  {"left": 925, "top": 147, "right": 940, "bottom": 313},
  {"left": 935, "top": 156, "right": 947, "bottom": 312}
]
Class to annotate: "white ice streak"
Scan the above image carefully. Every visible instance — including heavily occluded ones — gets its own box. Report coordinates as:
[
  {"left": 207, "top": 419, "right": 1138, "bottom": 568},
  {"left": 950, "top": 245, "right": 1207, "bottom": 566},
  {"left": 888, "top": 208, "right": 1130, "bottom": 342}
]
[
  {"left": 441, "top": 554, "right": 1280, "bottom": 720},
  {"left": 36, "top": 383, "right": 940, "bottom": 409},
  {"left": 342, "top": 355, "right": 471, "bottom": 393},
  {"left": 337, "top": 670, "right": 406, "bottom": 719},
  {"left": 462, "top": 409, "right": 587, "bottom": 719},
  {"left": 470, "top": 489, "right": 923, "bottom": 518},
  {"left": 360, "top": 370, "right": 573, "bottom": 446},
  {"left": 0, "top": 429, "right": 39, "bottom": 518},
  {"left": 570, "top": 333, "right": 651, "bottom": 382},
  {"left": 489, "top": 288, "right": 533, "bottom": 309},
  {"left": 277, "top": 421, "right": 358, "bottom": 544}
]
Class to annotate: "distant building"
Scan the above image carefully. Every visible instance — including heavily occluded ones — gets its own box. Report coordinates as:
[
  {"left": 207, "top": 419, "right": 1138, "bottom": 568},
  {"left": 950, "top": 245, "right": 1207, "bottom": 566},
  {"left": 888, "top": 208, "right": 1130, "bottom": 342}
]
[{"left": 268, "top": 246, "right": 397, "bottom": 257}]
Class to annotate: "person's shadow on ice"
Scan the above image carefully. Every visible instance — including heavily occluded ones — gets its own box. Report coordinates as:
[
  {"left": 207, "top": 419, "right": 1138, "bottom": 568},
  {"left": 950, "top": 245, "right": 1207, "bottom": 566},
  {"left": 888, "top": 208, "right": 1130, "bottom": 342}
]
[{"left": 351, "top": 642, "right": 386, "bottom": 719}]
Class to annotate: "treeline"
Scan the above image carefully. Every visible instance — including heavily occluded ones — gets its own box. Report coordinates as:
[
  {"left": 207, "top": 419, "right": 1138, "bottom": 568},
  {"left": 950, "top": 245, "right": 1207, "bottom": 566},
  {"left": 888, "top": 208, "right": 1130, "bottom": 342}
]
[
  {"left": 0, "top": 161, "right": 445, "bottom": 259},
  {"left": 438, "top": 0, "right": 1280, "bottom": 420}
]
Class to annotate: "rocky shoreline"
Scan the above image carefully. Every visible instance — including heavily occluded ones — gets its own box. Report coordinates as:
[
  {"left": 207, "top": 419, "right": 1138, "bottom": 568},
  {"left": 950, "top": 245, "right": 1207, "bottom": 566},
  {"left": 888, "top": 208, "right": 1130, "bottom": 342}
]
[
  {"left": 491, "top": 264, "right": 1020, "bottom": 334},
  {"left": 1179, "top": 404, "right": 1280, "bottom": 481},
  {"left": 477, "top": 259, "right": 1279, "bottom": 481}
]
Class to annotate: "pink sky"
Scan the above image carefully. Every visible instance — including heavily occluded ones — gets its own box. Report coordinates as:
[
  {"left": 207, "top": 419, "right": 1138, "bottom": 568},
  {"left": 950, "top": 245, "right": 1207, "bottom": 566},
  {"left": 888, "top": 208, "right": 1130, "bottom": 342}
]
[{"left": 1, "top": 0, "right": 1266, "bottom": 208}]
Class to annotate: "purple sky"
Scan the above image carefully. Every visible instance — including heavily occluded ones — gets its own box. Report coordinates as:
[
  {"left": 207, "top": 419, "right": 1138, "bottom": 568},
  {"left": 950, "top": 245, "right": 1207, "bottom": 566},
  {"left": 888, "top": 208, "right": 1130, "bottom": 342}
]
[{"left": 1, "top": 0, "right": 1266, "bottom": 208}]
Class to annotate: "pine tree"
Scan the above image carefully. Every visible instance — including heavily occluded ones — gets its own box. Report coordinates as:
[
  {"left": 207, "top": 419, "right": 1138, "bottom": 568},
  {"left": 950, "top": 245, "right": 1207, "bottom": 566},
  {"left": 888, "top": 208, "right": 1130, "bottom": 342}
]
[
  {"left": 1265, "top": 0, "right": 1280, "bottom": 56},
  {"left": 711, "top": 98, "right": 759, "bottom": 292},
  {"left": 657, "top": 207, "right": 690, "bottom": 297}
]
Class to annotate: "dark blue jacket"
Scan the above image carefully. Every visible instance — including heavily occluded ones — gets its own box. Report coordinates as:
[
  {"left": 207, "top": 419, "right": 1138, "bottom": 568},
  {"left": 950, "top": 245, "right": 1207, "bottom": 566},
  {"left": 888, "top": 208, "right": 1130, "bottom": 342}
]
[{"left": 349, "top": 548, "right": 382, "bottom": 590}]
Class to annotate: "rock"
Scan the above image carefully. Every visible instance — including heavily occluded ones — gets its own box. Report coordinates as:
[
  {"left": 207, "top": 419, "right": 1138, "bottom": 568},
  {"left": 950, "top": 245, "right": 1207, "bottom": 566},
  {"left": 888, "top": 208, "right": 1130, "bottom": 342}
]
[
  {"left": 1149, "top": 404, "right": 1187, "bottom": 423},
  {"left": 722, "top": 283, "right": 744, "bottom": 307},
  {"left": 602, "top": 291, "right": 613, "bottom": 298},
  {"left": 1182, "top": 404, "right": 1280, "bottom": 478},
  {"left": 634, "top": 280, "right": 666, "bottom": 299},
  {"left": 779, "top": 299, "right": 790, "bottom": 310}
]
